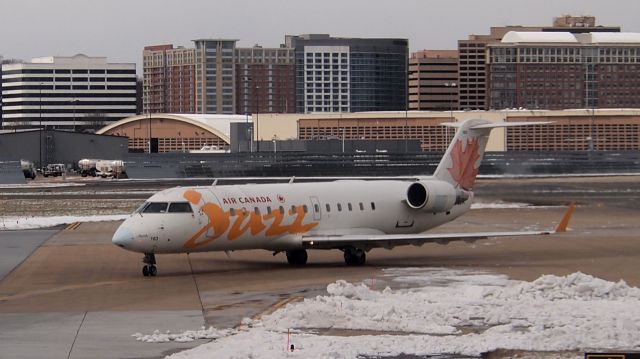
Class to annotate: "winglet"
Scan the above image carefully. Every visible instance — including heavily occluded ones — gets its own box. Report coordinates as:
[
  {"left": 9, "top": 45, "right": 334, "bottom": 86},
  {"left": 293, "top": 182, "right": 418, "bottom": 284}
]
[{"left": 555, "top": 202, "right": 576, "bottom": 233}]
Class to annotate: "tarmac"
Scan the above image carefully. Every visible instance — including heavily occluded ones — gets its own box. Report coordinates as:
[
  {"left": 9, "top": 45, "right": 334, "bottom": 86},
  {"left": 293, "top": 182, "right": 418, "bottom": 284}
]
[{"left": 0, "top": 176, "right": 639, "bottom": 358}]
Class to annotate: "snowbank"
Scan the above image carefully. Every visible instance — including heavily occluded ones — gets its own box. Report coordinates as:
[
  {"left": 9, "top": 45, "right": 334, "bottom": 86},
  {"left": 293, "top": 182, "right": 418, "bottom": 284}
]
[
  {"left": 0, "top": 214, "right": 130, "bottom": 230},
  {"left": 163, "top": 269, "right": 640, "bottom": 358}
]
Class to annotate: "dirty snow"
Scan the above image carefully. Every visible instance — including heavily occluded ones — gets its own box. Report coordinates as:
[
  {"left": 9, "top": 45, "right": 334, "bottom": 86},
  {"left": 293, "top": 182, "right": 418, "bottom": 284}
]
[{"left": 161, "top": 269, "right": 640, "bottom": 358}]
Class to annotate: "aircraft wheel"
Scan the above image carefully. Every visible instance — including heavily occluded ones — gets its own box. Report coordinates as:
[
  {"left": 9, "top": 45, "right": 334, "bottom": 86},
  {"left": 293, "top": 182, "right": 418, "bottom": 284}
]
[
  {"left": 286, "top": 249, "right": 308, "bottom": 266},
  {"left": 142, "top": 265, "right": 150, "bottom": 277},
  {"left": 344, "top": 248, "right": 366, "bottom": 266},
  {"left": 149, "top": 266, "right": 157, "bottom": 277}
]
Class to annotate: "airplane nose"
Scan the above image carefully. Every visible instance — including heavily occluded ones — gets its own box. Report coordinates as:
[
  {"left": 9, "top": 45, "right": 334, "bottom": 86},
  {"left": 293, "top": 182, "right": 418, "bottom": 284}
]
[{"left": 112, "top": 226, "right": 134, "bottom": 248}]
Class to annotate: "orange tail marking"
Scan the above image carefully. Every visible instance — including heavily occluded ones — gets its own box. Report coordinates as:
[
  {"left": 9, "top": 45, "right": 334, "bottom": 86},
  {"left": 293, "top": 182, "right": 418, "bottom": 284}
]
[{"left": 555, "top": 202, "right": 576, "bottom": 233}]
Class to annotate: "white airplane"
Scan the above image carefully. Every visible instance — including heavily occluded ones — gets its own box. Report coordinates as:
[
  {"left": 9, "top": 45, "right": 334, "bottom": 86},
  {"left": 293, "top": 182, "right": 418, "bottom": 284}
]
[{"left": 112, "top": 119, "right": 575, "bottom": 277}]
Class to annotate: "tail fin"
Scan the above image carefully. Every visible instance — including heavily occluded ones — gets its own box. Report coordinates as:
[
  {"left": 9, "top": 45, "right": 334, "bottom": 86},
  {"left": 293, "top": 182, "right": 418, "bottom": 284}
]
[{"left": 432, "top": 119, "right": 551, "bottom": 190}]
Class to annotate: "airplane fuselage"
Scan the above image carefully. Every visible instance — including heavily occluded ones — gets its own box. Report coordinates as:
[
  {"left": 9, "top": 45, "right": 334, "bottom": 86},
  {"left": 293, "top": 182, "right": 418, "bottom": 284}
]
[{"left": 113, "top": 179, "right": 472, "bottom": 255}]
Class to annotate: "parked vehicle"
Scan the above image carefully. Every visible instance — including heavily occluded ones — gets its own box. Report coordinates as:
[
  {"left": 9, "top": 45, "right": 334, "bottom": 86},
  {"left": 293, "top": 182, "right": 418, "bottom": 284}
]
[
  {"left": 20, "top": 160, "right": 36, "bottom": 180},
  {"left": 42, "top": 163, "right": 65, "bottom": 177},
  {"left": 78, "top": 159, "right": 98, "bottom": 177},
  {"left": 95, "top": 160, "right": 126, "bottom": 178}
]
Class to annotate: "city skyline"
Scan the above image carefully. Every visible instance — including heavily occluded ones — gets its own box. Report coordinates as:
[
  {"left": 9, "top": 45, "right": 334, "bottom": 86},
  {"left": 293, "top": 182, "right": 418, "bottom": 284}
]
[{"left": 2, "top": 0, "right": 640, "bottom": 71}]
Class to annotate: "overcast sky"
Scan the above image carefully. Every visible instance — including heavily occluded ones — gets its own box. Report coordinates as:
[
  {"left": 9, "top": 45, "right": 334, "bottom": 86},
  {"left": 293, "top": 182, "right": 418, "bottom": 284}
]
[{"left": 2, "top": 0, "right": 639, "bottom": 71}]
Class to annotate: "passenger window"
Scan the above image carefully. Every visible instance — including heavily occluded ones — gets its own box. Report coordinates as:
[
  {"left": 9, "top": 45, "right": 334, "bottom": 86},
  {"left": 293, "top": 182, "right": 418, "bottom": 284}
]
[
  {"left": 303, "top": 205, "right": 308, "bottom": 213},
  {"left": 314, "top": 204, "right": 320, "bottom": 213},
  {"left": 230, "top": 208, "right": 236, "bottom": 216},
  {"left": 337, "top": 203, "right": 342, "bottom": 211},
  {"left": 348, "top": 203, "right": 352, "bottom": 211},
  {"left": 326, "top": 204, "right": 331, "bottom": 212},
  {"left": 291, "top": 205, "right": 296, "bottom": 213},
  {"left": 267, "top": 206, "right": 272, "bottom": 214},
  {"left": 142, "top": 202, "right": 169, "bottom": 213},
  {"left": 359, "top": 202, "right": 364, "bottom": 211},
  {"left": 254, "top": 207, "right": 260, "bottom": 215},
  {"left": 371, "top": 202, "right": 376, "bottom": 210},
  {"left": 279, "top": 206, "right": 284, "bottom": 214},
  {"left": 168, "top": 202, "right": 193, "bottom": 213}
]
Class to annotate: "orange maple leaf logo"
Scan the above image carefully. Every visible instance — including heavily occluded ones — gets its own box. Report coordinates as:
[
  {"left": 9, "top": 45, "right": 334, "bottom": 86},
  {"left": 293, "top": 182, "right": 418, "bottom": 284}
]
[{"left": 447, "top": 138, "right": 480, "bottom": 190}]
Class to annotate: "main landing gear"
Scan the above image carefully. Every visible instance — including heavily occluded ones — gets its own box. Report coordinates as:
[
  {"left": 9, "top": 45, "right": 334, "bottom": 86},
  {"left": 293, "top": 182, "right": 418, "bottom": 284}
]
[
  {"left": 343, "top": 247, "right": 366, "bottom": 266},
  {"left": 142, "top": 253, "right": 157, "bottom": 277},
  {"left": 286, "top": 249, "right": 308, "bottom": 266}
]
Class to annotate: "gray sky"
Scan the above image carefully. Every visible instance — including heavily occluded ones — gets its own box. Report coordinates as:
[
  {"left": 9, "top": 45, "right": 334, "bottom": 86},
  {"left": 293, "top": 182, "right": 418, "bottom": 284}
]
[{"left": 2, "top": 0, "right": 639, "bottom": 71}]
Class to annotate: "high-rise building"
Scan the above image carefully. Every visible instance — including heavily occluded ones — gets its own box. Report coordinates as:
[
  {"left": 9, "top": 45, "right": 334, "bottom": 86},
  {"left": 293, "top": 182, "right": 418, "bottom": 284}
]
[
  {"left": 457, "top": 15, "right": 620, "bottom": 111},
  {"left": 408, "top": 50, "right": 458, "bottom": 111},
  {"left": 488, "top": 32, "right": 640, "bottom": 110},
  {"left": 235, "top": 45, "right": 295, "bottom": 114},
  {"left": 1, "top": 54, "right": 137, "bottom": 131},
  {"left": 285, "top": 34, "right": 408, "bottom": 113},
  {"left": 193, "top": 39, "right": 237, "bottom": 114},
  {"left": 142, "top": 44, "right": 196, "bottom": 114}
]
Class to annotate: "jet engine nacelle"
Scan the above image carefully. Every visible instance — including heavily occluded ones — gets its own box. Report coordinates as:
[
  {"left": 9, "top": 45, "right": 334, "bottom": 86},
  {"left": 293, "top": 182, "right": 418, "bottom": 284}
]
[{"left": 405, "top": 180, "right": 468, "bottom": 213}]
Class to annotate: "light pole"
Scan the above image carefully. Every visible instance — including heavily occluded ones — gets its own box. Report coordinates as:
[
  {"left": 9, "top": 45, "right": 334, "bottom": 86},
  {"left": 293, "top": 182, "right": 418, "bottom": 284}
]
[
  {"left": 71, "top": 99, "right": 79, "bottom": 132},
  {"left": 444, "top": 82, "right": 457, "bottom": 143},
  {"left": 255, "top": 83, "right": 260, "bottom": 152},
  {"left": 39, "top": 83, "right": 43, "bottom": 169},
  {"left": 444, "top": 82, "right": 457, "bottom": 121}
]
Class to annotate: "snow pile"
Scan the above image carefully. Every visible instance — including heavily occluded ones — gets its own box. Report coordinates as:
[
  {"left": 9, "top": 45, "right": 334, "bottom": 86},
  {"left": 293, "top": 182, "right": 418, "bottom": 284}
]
[
  {"left": 133, "top": 327, "right": 235, "bottom": 343},
  {"left": 485, "top": 272, "right": 640, "bottom": 301},
  {"left": 0, "top": 214, "right": 129, "bottom": 230},
  {"left": 166, "top": 269, "right": 640, "bottom": 358}
]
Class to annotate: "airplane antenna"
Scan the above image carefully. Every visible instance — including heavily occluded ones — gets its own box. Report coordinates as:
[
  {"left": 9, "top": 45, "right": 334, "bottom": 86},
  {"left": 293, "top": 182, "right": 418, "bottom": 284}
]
[
  {"left": 212, "top": 178, "right": 218, "bottom": 187},
  {"left": 289, "top": 176, "right": 295, "bottom": 184}
]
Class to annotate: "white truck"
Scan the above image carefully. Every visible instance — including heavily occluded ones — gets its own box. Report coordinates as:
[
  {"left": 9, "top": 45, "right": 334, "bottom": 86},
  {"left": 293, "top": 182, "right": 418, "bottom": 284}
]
[
  {"left": 95, "top": 160, "right": 126, "bottom": 179},
  {"left": 78, "top": 158, "right": 98, "bottom": 177}
]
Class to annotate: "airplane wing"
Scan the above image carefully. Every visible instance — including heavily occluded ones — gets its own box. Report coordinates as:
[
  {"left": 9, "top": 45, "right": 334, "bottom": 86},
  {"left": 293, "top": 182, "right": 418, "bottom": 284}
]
[{"left": 302, "top": 203, "right": 575, "bottom": 251}]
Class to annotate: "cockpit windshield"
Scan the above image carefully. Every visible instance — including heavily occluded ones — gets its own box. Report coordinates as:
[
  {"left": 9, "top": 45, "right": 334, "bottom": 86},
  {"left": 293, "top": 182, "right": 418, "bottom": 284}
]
[
  {"left": 136, "top": 201, "right": 193, "bottom": 214},
  {"left": 168, "top": 202, "right": 193, "bottom": 213},
  {"left": 142, "top": 202, "right": 169, "bottom": 213}
]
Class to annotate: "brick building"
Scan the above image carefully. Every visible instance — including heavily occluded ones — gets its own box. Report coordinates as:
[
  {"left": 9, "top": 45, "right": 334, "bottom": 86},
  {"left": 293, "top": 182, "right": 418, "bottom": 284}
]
[
  {"left": 235, "top": 46, "right": 295, "bottom": 115},
  {"left": 142, "top": 45, "right": 196, "bottom": 114},
  {"left": 488, "top": 32, "right": 640, "bottom": 110},
  {"left": 408, "top": 50, "right": 458, "bottom": 111}
]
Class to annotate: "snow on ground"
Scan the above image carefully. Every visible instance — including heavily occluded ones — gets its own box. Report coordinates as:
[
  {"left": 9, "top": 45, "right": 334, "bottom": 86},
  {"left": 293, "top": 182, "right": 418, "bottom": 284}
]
[
  {"left": 133, "top": 327, "right": 235, "bottom": 343},
  {"left": 0, "top": 182, "right": 86, "bottom": 189},
  {"left": 164, "top": 268, "right": 640, "bottom": 359},
  {"left": 0, "top": 214, "right": 130, "bottom": 230},
  {"left": 470, "top": 201, "right": 561, "bottom": 210}
]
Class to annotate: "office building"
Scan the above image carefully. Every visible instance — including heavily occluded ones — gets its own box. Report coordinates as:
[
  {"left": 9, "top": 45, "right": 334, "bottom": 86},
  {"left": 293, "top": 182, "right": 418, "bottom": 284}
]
[
  {"left": 193, "top": 39, "right": 237, "bottom": 114},
  {"left": 143, "top": 44, "right": 196, "bottom": 114},
  {"left": 235, "top": 46, "right": 295, "bottom": 114},
  {"left": 408, "top": 50, "right": 459, "bottom": 111},
  {"left": 285, "top": 34, "right": 408, "bottom": 113},
  {"left": 457, "top": 15, "right": 620, "bottom": 110},
  {"left": 489, "top": 32, "right": 640, "bottom": 110},
  {"left": 1, "top": 54, "right": 137, "bottom": 131}
]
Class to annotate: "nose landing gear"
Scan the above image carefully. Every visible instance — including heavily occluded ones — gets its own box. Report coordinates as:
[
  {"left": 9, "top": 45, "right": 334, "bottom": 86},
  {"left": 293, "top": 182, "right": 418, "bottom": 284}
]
[{"left": 142, "top": 253, "right": 157, "bottom": 277}]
